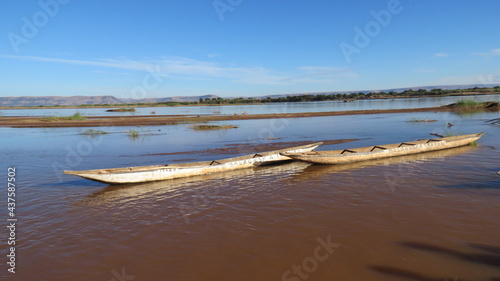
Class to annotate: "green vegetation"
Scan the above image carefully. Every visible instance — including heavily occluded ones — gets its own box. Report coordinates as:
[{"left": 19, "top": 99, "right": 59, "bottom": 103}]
[
  {"left": 123, "top": 128, "right": 164, "bottom": 139},
  {"left": 3, "top": 87, "right": 499, "bottom": 110},
  {"left": 41, "top": 116, "right": 59, "bottom": 122},
  {"left": 407, "top": 118, "right": 437, "bottom": 123},
  {"left": 195, "top": 87, "right": 500, "bottom": 105},
  {"left": 468, "top": 141, "right": 478, "bottom": 146},
  {"left": 41, "top": 111, "right": 86, "bottom": 122},
  {"left": 443, "top": 130, "right": 460, "bottom": 137},
  {"left": 455, "top": 99, "right": 483, "bottom": 108},
  {"left": 106, "top": 108, "right": 136, "bottom": 112},
  {"left": 68, "top": 112, "right": 86, "bottom": 120},
  {"left": 192, "top": 124, "right": 238, "bottom": 130},
  {"left": 81, "top": 129, "right": 108, "bottom": 136},
  {"left": 127, "top": 130, "right": 140, "bottom": 138},
  {"left": 446, "top": 100, "right": 498, "bottom": 115}
]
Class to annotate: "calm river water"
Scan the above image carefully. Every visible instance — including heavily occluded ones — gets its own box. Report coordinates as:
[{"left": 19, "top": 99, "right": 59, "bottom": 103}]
[
  {"left": 1, "top": 98, "right": 499, "bottom": 280},
  {"left": 2, "top": 94, "right": 499, "bottom": 117}
]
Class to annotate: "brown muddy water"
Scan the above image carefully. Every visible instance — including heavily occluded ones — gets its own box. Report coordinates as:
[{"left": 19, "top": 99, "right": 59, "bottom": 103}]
[{"left": 1, "top": 110, "right": 499, "bottom": 281}]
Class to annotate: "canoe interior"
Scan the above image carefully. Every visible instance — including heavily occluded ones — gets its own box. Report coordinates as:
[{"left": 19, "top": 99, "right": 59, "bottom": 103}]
[{"left": 64, "top": 142, "right": 322, "bottom": 175}]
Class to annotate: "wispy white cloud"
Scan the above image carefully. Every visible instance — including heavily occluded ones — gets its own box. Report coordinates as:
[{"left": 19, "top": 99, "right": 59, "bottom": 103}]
[
  {"left": 477, "top": 73, "right": 500, "bottom": 85},
  {"left": 91, "top": 70, "right": 108, "bottom": 74},
  {"left": 435, "top": 73, "right": 500, "bottom": 85},
  {"left": 0, "top": 54, "right": 149, "bottom": 70},
  {"left": 0, "top": 54, "right": 357, "bottom": 86},
  {"left": 434, "top": 53, "right": 449, "bottom": 57},
  {"left": 281, "top": 66, "right": 358, "bottom": 84},
  {"left": 473, "top": 48, "right": 500, "bottom": 58},
  {"left": 416, "top": 67, "right": 436, "bottom": 73}
]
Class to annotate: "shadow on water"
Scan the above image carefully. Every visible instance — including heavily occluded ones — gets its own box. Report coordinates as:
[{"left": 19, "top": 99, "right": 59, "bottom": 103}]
[
  {"left": 400, "top": 241, "right": 500, "bottom": 268},
  {"left": 368, "top": 265, "right": 472, "bottom": 281},
  {"left": 438, "top": 179, "right": 500, "bottom": 190},
  {"left": 369, "top": 242, "right": 500, "bottom": 280},
  {"left": 467, "top": 243, "right": 500, "bottom": 255}
]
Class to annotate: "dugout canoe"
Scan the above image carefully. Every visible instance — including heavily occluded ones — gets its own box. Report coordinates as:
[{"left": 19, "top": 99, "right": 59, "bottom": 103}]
[
  {"left": 64, "top": 142, "right": 322, "bottom": 184},
  {"left": 281, "top": 133, "right": 483, "bottom": 165}
]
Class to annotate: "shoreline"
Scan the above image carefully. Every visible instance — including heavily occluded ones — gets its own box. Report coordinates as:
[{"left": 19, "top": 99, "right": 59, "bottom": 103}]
[
  {"left": 0, "top": 92, "right": 498, "bottom": 110},
  {"left": 1, "top": 101, "right": 497, "bottom": 128},
  {"left": 0, "top": 106, "right": 457, "bottom": 128}
]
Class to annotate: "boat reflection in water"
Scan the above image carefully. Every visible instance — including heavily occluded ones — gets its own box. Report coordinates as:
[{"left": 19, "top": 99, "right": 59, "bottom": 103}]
[{"left": 79, "top": 161, "right": 311, "bottom": 207}]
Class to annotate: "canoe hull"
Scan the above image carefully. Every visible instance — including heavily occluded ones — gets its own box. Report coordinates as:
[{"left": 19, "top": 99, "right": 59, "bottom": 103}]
[
  {"left": 282, "top": 133, "right": 483, "bottom": 165},
  {"left": 64, "top": 142, "right": 322, "bottom": 184}
]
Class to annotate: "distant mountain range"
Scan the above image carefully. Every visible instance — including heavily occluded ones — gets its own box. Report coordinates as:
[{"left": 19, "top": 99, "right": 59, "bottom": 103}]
[
  {"left": 0, "top": 95, "right": 218, "bottom": 106},
  {"left": 1, "top": 84, "right": 499, "bottom": 106}
]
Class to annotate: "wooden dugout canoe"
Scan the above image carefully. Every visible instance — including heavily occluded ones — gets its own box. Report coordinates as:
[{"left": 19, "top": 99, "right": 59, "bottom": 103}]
[
  {"left": 64, "top": 142, "right": 322, "bottom": 184},
  {"left": 281, "top": 133, "right": 483, "bottom": 165}
]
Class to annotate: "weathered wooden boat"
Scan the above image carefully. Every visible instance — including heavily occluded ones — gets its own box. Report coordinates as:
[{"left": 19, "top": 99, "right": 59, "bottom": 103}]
[
  {"left": 281, "top": 133, "right": 483, "bottom": 165},
  {"left": 64, "top": 142, "right": 322, "bottom": 184},
  {"left": 290, "top": 145, "right": 478, "bottom": 181}
]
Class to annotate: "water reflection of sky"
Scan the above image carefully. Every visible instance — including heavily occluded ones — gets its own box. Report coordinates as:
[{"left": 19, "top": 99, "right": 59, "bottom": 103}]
[
  {"left": 3, "top": 110, "right": 498, "bottom": 176},
  {"left": 2, "top": 94, "right": 499, "bottom": 116}
]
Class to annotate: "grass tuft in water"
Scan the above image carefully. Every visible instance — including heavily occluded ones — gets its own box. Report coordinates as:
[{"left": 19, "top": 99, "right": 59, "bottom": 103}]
[
  {"left": 107, "top": 108, "right": 136, "bottom": 112},
  {"left": 407, "top": 118, "right": 437, "bottom": 123},
  {"left": 443, "top": 130, "right": 461, "bottom": 137},
  {"left": 192, "top": 124, "right": 238, "bottom": 130},
  {"left": 455, "top": 99, "right": 482, "bottom": 108},
  {"left": 468, "top": 141, "right": 478, "bottom": 146},
  {"left": 41, "top": 111, "right": 86, "bottom": 122},
  {"left": 67, "top": 112, "right": 86, "bottom": 120},
  {"left": 127, "top": 130, "right": 140, "bottom": 138},
  {"left": 82, "top": 129, "right": 108, "bottom": 136}
]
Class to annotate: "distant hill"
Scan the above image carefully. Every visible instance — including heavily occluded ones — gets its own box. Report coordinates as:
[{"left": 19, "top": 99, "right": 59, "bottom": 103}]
[
  {"left": 258, "top": 84, "right": 500, "bottom": 99},
  {"left": 0, "top": 95, "right": 123, "bottom": 106},
  {"left": 0, "top": 95, "right": 218, "bottom": 106},
  {"left": 1, "top": 84, "right": 499, "bottom": 106},
  {"left": 119, "top": 95, "right": 218, "bottom": 104}
]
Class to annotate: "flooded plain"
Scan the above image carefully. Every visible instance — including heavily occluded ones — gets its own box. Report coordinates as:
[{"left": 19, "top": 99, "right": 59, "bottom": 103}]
[
  {"left": 1, "top": 94, "right": 499, "bottom": 117},
  {"left": 1, "top": 100, "right": 499, "bottom": 280}
]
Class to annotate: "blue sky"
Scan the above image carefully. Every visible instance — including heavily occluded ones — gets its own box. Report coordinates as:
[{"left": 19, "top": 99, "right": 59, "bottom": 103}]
[{"left": 1, "top": 0, "right": 499, "bottom": 98}]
